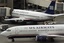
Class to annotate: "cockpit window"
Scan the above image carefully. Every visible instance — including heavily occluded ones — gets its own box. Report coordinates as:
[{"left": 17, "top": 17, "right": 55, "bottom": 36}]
[{"left": 6, "top": 29, "right": 11, "bottom": 31}]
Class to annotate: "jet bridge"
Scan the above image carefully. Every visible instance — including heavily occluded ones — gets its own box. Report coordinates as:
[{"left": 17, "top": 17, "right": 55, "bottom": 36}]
[{"left": 0, "top": 7, "right": 11, "bottom": 22}]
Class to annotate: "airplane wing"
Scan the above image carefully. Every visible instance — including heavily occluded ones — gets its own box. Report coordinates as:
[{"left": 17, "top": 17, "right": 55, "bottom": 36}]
[
  {"left": 4, "top": 17, "right": 31, "bottom": 21},
  {"left": 39, "top": 34, "right": 64, "bottom": 38},
  {"left": 45, "top": 35, "right": 64, "bottom": 38}
]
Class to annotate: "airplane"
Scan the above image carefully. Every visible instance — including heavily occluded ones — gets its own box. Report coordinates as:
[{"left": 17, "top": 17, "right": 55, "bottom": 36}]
[
  {"left": 4, "top": 0, "right": 64, "bottom": 24},
  {"left": 1, "top": 24, "right": 64, "bottom": 42}
]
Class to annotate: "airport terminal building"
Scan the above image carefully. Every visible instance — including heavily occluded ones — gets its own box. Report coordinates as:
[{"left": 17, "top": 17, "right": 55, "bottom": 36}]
[
  {"left": 0, "top": 0, "right": 64, "bottom": 24},
  {"left": 0, "top": 0, "right": 64, "bottom": 13}
]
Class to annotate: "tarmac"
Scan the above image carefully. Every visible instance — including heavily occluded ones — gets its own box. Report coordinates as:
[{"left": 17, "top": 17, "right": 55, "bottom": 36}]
[{"left": 0, "top": 35, "right": 64, "bottom": 43}]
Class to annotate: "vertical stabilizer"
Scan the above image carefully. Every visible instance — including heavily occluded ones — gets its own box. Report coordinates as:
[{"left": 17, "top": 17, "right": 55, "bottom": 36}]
[{"left": 45, "top": 0, "right": 56, "bottom": 14}]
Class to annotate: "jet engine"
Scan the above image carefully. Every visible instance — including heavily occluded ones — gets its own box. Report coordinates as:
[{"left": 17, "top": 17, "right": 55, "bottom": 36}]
[{"left": 36, "top": 35, "right": 47, "bottom": 41}]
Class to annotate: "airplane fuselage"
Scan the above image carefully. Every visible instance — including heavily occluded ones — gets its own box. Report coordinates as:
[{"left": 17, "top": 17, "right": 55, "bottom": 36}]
[
  {"left": 1, "top": 24, "right": 64, "bottom": 37},
  {"left": 12, "top": 9, "right": 53, "bottom": 20}
]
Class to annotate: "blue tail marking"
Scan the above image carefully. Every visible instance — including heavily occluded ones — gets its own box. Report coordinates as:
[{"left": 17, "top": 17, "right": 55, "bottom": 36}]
[{"left": 45, "top": 0, "right": 56, "bottom": 14}]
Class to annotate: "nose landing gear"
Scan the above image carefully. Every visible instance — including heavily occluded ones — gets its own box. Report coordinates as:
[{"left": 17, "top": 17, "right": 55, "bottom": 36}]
[{"left": 11, "top": 38, "right": 15, "bottom": 42}]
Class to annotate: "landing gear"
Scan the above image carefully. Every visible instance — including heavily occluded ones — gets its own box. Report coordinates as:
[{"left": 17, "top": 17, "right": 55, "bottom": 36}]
[
  {"left": 51, "top": 38, "right": 54, "bottom": 42},
  {"left": 11, "top": 38, "right": 15, "bottom": 42},
  {"left": 47, "top": 38, "right": 54, "bottom": 42}
]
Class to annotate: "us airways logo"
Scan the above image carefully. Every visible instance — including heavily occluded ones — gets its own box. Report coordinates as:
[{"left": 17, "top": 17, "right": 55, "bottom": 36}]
[{"left": 45, "top": 0, "right": 56, "bottom": 14}]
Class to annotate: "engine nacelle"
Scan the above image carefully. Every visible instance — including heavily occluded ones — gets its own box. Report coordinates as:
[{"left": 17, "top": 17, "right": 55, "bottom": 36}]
[{"left": 36, "top": 35, "right": 47, "bottom": 41}]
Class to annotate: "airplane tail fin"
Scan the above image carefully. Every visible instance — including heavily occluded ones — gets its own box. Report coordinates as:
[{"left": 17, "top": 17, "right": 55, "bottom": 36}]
[{"left": 45, "top": 0, "right": 56, "bottom": 14}]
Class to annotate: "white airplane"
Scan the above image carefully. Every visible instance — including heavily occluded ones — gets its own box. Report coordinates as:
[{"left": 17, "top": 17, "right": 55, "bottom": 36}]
[
  {"left": 1, "top": 24, "right": 64, "bottom": 42},
  {"left": 5, "top": 0, "right": 64, "bottom": 24}
]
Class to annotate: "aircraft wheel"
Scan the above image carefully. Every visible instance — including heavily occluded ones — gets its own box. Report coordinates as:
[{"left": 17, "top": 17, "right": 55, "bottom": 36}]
[
  {"left": 11, "top": 38, "right": 15, "bottom": 42},
  {"left": 47, "top": 38, "right": 54, "bottom": 42},
  {"left": 51, "top": 38, "right": 54, "bottom": 42}
]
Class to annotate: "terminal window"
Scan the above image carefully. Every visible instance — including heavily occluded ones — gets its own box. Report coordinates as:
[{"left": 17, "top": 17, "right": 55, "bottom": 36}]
[
  {"left": 58, "top": 0, "right": 64, "bottom": 2},
  {"left": 57, "top": 3, "right": 63, "bottom": 12},
  {"left": 0, "top": 8, "right": 6, "bottom": 16}
]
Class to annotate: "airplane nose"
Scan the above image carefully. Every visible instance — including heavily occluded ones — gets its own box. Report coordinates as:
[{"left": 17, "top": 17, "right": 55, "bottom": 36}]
[
  {"left": 0, "top": 31, "right": 6, "bottom": 36},
  {"left": 0, "top": 31, "right": 10, "bottom": 37},
  {"left": 0, "top": 32, "right": 4, "bottom": 36}
]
